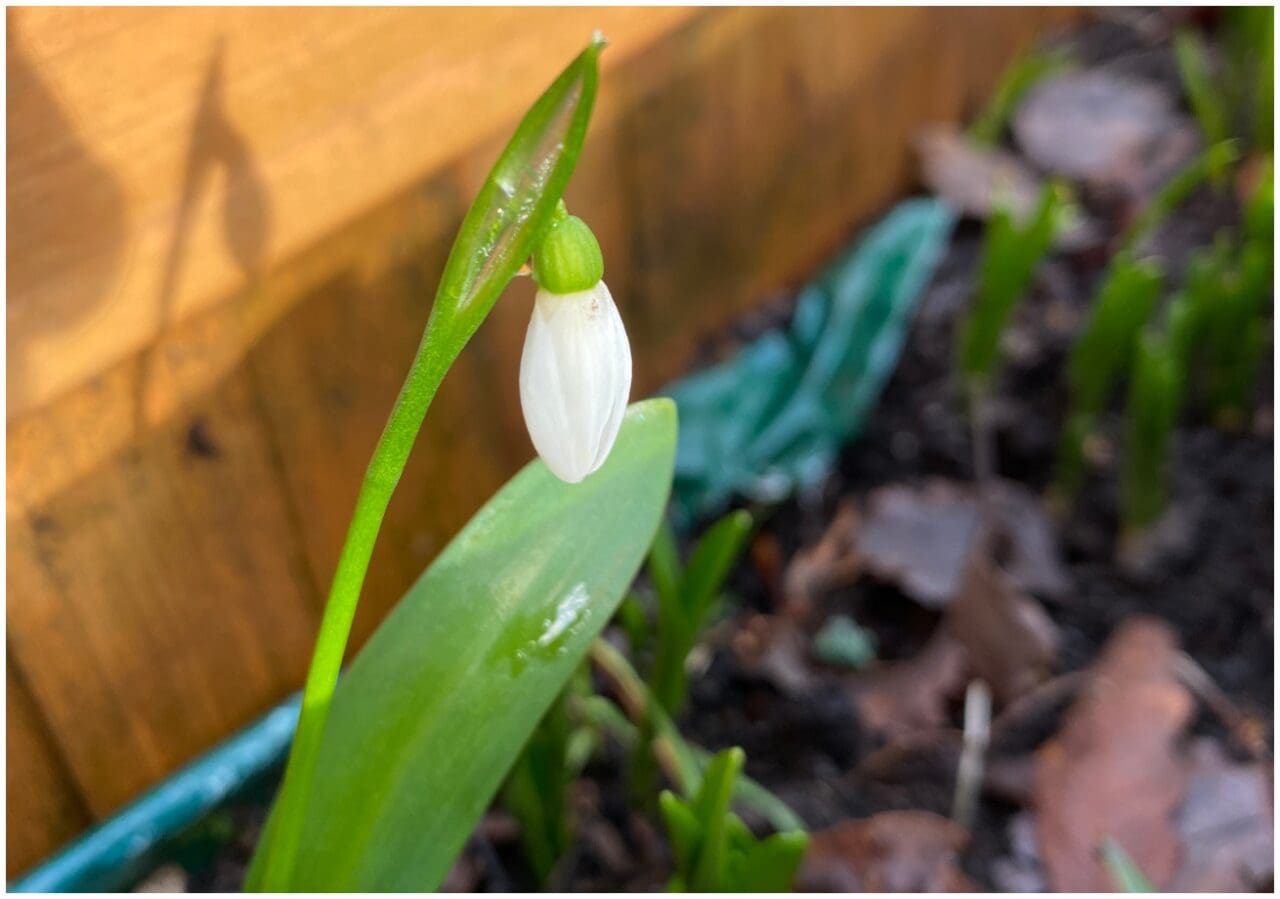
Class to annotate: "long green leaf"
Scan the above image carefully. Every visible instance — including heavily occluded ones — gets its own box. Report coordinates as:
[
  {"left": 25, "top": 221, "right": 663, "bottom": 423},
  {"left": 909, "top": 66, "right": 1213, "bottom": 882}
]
[{"left": 261, "top": 400, "right": 675, "bottom": 890}]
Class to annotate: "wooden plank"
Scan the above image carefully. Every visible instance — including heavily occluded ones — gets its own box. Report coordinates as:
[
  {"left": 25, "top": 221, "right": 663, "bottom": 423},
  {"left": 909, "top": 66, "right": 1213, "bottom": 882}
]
[
  {"left": 6, "top": 665, "right": 92, "bottom": 878},
  {"left": 7, "top": 6, "right": 697, "bottom": 420},
  {"left": 6, "top": 351, "right": 320, "bottom": 817}
]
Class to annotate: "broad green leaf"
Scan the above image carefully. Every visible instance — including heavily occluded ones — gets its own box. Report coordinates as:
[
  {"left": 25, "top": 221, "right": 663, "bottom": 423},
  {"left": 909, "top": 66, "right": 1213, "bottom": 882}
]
[{"left": 271, "top": 400, "right": 675, "bottom": 890}]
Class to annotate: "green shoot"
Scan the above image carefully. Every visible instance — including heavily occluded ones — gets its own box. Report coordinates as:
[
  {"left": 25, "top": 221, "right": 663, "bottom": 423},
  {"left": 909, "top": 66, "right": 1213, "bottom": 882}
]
[
  {"left": 647, "top": 510, "right": 754, "bottom": 717},
  {"left": 1220, "top": 6, "right": 1274, "bottom": 151},
  {"left": 1175, "top": 30, "right": 1230, "bottom": 149},
  {"left": 500, "top": 668, "right": 599, "bottom": 884},
  {"left": 1244, "top": 155, "right": 1274, "bottom": 249},
  {"left": 1203, "top": 239, "right": 1272, "bottom": 426},
  {"left": 1099, "top": 836, "right": 1158, "bottom": 892},
  {"left": 659, "top": 748, "right": 809, "bottom": 892},
  {"left": 626, "top": 509, "right": 751, "bottom": 807},
  {"left": 969, "top": 47, "right": 1074, "bottom": 146},
  {"left": 500, "top": 691, "right": 575, "bottom": 883},
  {"left": 1121, "top": 330, "right": 1182, "bottom": 531},
  {"left": 957, "top": 182, "right": 1063, "bottom": 390},
  {"left": 1119, "top": 140, "right": 1239, "bottom": 255},
  {"left": 587, "top": 638, "right": 805, "bottom": 835},
  {"left": 1053, "top": 256, "right": 1163, "bottom": 500}
]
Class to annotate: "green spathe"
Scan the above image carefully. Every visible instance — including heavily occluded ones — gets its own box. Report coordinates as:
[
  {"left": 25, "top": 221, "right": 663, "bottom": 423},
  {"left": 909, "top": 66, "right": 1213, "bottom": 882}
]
[{"left": 262, "top": 399, "right": 676, "bottom": 891}]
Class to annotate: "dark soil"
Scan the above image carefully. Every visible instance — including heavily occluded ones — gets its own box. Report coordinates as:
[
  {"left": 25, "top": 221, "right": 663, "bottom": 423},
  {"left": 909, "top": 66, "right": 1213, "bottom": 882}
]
[{"left": 136, "top": 9, "right": 1272, "bottom": 893}]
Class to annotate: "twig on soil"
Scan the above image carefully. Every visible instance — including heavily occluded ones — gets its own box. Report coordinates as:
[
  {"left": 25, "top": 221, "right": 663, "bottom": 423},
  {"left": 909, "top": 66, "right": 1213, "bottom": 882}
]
[
  {"left": 951, "top": 679, "right": 992, "bottom": 830},
  {"left": 989, "top": 670, "right": 1087, "bottom": 743},
  {"left": 1174, "top": 652, "right": 1271, "bottom": 760}
]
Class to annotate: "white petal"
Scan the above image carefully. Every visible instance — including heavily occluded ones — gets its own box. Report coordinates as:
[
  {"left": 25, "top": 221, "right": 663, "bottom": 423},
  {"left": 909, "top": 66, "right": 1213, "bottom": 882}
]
[{"left": 519, "top": 281, "right": 632, "bottom": 483}]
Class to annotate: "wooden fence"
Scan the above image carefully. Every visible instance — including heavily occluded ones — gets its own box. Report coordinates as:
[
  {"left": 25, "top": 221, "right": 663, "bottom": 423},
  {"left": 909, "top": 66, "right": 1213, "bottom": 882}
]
[{"left": 6, "top": 6, "right": 1074, "bottom": 874}]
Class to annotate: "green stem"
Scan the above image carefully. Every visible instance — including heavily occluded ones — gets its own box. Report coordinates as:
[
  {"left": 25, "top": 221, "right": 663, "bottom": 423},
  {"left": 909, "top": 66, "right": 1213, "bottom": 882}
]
[{"left": 259, "top": 329, "right": 446, "bottom": 891}]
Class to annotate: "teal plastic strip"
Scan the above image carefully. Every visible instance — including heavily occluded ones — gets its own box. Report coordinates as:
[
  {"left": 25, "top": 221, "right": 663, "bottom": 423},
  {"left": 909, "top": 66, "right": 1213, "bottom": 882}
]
[
  {"left": 9, "top": 197, "right": 955, "bottom": 893},
  {"left": 10, "top": 697, "right": 300, "bottom": 893}
]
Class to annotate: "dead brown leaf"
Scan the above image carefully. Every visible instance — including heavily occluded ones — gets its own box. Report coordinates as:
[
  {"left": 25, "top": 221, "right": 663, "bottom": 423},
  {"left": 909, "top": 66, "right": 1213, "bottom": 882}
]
[
  {"left": 847, "top": 631, "right": 969, "bottom": 740},
  {"left": 915, "top": 127, "right": 1097, "bottom": 251},
  {"left": 854, "top": 480, "right": 1069, "bottom": 608},
  {"left": 1013, "top": 70, "right": 1198, "bottom": 195},
  {"left": 1034, "top": 616, "right": 1194, "bottom": 891},
  {"left": 856, "top": 482, "right": 977, "bottom": 607},
  {"left": 783, "top": 500, "right": 862, "bottom": 619},
  {"left": 1169, "top": 738, "right": 1274, "bottom": 891},
  {"left": 916, "top": 127, "right": 1043, "bottom": 222},
  {"left": 848, "top": 528, "right": 1060, "bottom": 739},
  {"left": 730, "top": 613, "right": 815, "bottom": 696},
  {"left": 944, "top": 551, "right": 1059, "bottom": 705},
  {"left": 798, "top": 811, "right": 976, "bottom": 891}
]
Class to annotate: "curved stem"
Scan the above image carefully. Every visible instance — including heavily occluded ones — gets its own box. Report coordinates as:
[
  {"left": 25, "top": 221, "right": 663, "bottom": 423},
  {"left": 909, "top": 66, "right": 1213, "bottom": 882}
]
[{"left": 258, "top": 332, "right": 446, "bottom": 891}]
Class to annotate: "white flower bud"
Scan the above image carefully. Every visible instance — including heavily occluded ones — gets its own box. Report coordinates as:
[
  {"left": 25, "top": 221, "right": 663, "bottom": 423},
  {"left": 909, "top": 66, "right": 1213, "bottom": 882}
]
[{"left": 519, "top": 280, "right": 632, "bottom": 483}]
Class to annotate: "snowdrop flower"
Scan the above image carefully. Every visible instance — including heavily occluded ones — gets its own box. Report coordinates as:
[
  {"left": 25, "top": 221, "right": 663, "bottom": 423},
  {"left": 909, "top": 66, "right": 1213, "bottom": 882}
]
[{"left": 520, "top": 208, "right": 632, "bottom": 483}]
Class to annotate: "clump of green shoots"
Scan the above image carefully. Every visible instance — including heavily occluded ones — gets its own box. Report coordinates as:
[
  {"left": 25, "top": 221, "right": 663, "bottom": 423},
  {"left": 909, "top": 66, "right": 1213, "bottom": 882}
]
[
  {"left": 659, "top": 747, "right": 809, "bottom": 892},
  {"left": 1176, "top": 10, "right": 1274, "bottom": 154},
  {"left": 643, "top": 510, "right": 754, "bottom": 717},
  {"left": 956, "top": 181, "right": 1065, "bottom": 481},
  {"left": 1116, "top": 158, "right": 1272, "bottom": 530},
  {"left": 1053, "top": 255, "right": 1164, "bottom": 502},
  {"left": 624, "top": 509, "right": 752, "bottom": 802},
  {"left": 500, "top": 669, "right": 599, "bottom": 884},
  {"left": 1052, "top": 138, "right": 1242, "bottom": 507}
]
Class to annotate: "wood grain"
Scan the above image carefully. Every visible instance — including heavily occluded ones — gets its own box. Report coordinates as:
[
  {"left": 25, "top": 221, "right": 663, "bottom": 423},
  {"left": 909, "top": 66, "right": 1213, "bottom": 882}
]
[
  {"left": 7, "top": 6, "right": 696, "bottom": 421},
  {"left": 6, "top": 666, "right": 92, "bottom": 876},
  {"left": 7, "top": 359, "right": 320, "bottom": 818}
]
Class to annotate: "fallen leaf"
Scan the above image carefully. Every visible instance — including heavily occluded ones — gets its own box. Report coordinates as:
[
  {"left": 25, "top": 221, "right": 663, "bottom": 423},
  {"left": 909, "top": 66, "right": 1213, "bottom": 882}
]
[
  {"left": 784, "top": 500, "right": 862, "bottom": 619},
  {"left": 847, "top": 631, "right": 969, "bottom": 739},
  {"left": 854, "top": 480, "right": 1069, "bottom": 608},
  {"left": 917, "top": 127, "right": 1044, "bottom": 223},
  {"left": 1034, "top": 617, "right": 1194, "bottom": 891},
  {"left": 1013, "top": 71, "right": 1198, "bottom": 195},
  {"left": 943, "top": 551, "right": 1059, "bottom": 704},
  {"left": 798, "top": 811, "right": 976, "bottom": 891},
  {"left": 1169, "top": 738, "right": 1274, "bottom": 892},
  {"left": 730, "top": 613, "right": 815, "bottom": 696},
  {"left": 915, "top": 127, "right": 1097, "bottom": 251},
  {"left": 856, "top": 482, "right": 976, "bottom": 607},
  {"left": 848, "top": 529, "right": 1060, "bottom": 738}
]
